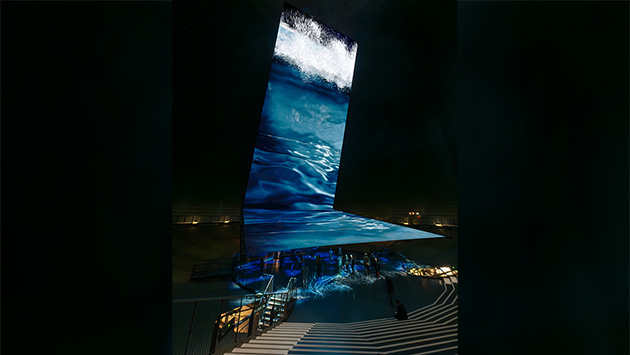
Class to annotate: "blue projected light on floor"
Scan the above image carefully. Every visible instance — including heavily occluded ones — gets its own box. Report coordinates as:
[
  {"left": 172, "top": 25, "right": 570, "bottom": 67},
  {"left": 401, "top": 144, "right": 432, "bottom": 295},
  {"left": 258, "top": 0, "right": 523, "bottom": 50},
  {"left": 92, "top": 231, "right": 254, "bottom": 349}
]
[{"left": 243, "top": 3, "right": 442, "bottom": 254}]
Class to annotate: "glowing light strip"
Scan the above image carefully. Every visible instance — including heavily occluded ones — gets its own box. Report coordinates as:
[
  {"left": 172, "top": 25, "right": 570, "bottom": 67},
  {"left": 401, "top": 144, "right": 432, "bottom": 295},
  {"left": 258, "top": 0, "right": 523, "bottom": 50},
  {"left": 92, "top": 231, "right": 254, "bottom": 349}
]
[
  {"left": 241, "top": 344, "right": 292, "bottom": 349},
  {"left": 421, "top": 305, "right": 458, "bottom": 323},
  {"left": 248, "top": 340, "right": 297, "bottom": 345},
  {"left": 383, "top": 332, "right": 459, "bottom": 350},
  {"left": 370, "top": 324, "right": 458, "bottom": 343},
  {"left": 276, "top": 282, "right": 458, "bottom": 355},
  {"left": 408, "top": 281, "right": 453, "bottom": 316},
  {"left": 344, "top": 280, "right": 450, "bottom": 326},
  {"left": 295, "top": 329, "right": 459, "bottom": 352},
  {"left": 409, "top": 345, "right": 459, "bottom": 355},
  {"left": 287, "top": 350, "right": 381, "bottom": 354},
  {"left": 385, "top": 338, "right": 458, "bottom": 355},
  {"left": 307, "top": 316, "right": 458, "bottom": 339},
  {"left": 408, "top": 294, "right": 457, "bottom": 320},
  {"left": 433, "top": 310, "right": 459, "bottom": 324},
  {"left": 265, "top": 280, "right": 457, "bottom": 355},
  {"left": 307, "top": 285, "right": 458, "bottom": 337},
  {"left": 297, "top": 339, "right": 376, "bottom": 345}
]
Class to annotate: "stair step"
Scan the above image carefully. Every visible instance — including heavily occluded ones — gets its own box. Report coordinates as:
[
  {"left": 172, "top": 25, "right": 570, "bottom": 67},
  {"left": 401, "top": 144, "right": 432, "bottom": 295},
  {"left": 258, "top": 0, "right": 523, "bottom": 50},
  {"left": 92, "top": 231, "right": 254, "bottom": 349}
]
[
  {"left": 255, "top": 337, "right": 303, "bottom": 342},
  {"left": 276, "top": 325, "right": 313, "bottom": 329},
  {"left": 260, "top": 334, "right": 304, "bottom": 339},
  {"left": 298, "top": 339, "right": 372, "bottom": 345},
  {"left": 242, "top": 344, "right": 293, "bottom": 350},
  {"left": 267, "top": 331, "right": 307, "bottom": 336},
  {"left": 230, "top": 348, "right": 289, "bottom": 354},
  {"left": 292, "top": 344, "right": 375, "bottom": 350},
  {"left": 249, "top": 340, "right": 298, "bottom": 345},
  {"left": 227, "top": 286, "right": 457, "bottom": 355},
  {"left": 288, "top": 349, "right": 381, "bottom": 354}
]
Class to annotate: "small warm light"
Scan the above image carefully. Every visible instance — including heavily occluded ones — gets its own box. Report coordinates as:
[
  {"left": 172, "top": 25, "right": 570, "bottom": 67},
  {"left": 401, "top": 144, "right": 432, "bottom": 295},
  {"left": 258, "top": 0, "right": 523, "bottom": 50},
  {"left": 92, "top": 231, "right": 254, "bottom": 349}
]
[
  {"left": 403, "top": 222, "right": 409, "bottom": 225},
  {"left": 416, "top": 212, "right": 420, "bottom": 215},
  {"left": 192, "top": 221, "right": 199, "bottom": 224},
  {"left": 407, "top": 265, "right": 458, "bottom": 278},
  {"left": 218, "top": 304, "right": 254, "bottom": 334},
  {"left": 224, "top": 220, "right": 230, "bottom": 224},
  {"left": 435, "top": 223, "right": 443, "bottom": 227}
]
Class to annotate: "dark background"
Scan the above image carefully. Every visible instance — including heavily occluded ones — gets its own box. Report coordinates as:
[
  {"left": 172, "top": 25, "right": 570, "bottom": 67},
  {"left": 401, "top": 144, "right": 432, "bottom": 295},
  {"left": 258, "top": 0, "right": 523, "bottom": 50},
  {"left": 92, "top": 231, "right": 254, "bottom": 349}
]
[{"left": 2, "top": 1, "right": 628, "bottom": 354}]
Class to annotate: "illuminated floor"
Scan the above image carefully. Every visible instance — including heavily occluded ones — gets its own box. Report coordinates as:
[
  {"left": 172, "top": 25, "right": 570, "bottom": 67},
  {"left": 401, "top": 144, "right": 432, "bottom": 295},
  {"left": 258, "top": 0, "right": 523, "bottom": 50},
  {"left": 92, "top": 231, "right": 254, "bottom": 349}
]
[
  {"left": 231, "top": 246, "right": 450, "bottom": 323},
  {"left": 288, "top": 273, "right": 446, "bottom": 323}
]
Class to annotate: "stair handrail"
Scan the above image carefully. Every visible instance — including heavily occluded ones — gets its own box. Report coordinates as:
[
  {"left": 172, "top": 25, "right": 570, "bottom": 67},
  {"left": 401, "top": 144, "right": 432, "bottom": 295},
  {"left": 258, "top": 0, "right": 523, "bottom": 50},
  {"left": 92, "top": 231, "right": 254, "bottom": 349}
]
[
  {"left": 261, "top": 273, "right": 275, "bottom": 295},
  {"left": 285, "top": 277, "right": 297, "bottom": 302},
  {"left": 255, "top": 274, "right": 275, "bottom": 314}
]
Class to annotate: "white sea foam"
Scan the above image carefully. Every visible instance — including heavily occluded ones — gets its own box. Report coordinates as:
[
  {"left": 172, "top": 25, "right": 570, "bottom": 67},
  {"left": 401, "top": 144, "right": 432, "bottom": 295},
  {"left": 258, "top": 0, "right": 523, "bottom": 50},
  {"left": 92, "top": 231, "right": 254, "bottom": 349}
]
[{"left": 274, "top": 14, "right": 358, "bottom": 90}]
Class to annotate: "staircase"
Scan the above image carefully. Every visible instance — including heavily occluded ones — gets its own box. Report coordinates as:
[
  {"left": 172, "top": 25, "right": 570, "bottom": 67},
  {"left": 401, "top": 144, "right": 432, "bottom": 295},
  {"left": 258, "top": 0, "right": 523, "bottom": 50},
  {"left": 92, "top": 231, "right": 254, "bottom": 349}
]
[
  {"left": 260, "top": 294, "right": 290, "bottom": 328},
  {"left": 223, "top": 276, "right": 458, "bottom": 355},
  {"left": 259, "top": 277, "right": 298, "bottom": 329}
]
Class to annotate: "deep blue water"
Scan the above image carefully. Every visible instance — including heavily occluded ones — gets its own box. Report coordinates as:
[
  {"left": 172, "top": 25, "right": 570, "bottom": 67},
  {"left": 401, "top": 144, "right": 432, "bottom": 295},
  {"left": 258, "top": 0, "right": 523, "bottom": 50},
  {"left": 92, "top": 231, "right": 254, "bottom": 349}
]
[{"left": 244, "top": 59, "right": 349, "bottom": 211}]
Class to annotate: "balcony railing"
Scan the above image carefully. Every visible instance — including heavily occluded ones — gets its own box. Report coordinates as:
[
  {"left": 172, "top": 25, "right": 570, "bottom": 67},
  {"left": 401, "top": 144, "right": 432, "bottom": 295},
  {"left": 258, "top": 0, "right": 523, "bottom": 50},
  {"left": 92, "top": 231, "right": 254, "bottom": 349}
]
[{"left": 172, "top": 275, "right": 299, "bottom": 355}]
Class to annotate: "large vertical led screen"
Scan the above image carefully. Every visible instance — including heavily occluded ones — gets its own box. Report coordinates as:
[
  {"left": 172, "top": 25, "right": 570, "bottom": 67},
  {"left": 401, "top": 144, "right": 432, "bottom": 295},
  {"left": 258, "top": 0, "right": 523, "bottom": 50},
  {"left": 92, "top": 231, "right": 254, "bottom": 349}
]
[
  {"left": 244, "top": 3, "right": 357, "bottom": 212},
  {"left": 244, "top": 3, "right": 442, "bottom": 254}
]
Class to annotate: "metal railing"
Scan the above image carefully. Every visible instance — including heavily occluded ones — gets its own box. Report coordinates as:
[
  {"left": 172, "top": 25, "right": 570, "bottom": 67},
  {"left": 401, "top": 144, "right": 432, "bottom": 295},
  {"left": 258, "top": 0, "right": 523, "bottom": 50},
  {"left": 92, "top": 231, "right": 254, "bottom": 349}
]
[
  {"left": 258, "top": 277, "right": 298, "bottom": 329},
  {"left": 172, "top": 275, "right": 274, "bottom": 355},
  {"left": 277, "top": 277, "right": 298, "bottom": 306},
  {"left": 173, "top": 294, "right": 258, "bottom": 355},
  {"left": 209, "top": 274, "right": 274, "bottom": 353},
  {"left": 173, "top": 275, "right": 301, "bottom": 355},
  {"left": 190, "top": 256, "right": 239, "bottom": 281}
]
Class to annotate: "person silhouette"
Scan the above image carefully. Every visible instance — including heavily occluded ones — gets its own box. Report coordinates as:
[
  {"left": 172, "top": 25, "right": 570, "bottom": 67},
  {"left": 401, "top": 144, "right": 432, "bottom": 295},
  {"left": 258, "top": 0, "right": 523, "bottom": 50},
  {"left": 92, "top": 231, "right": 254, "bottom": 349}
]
[
  {"left": 350, "top": 254, "right": 355, "bottom": 275},
  {"left": 393, "top": 300, "right": 408, "bottom": 320},
  {"left": 302, "top": 262, "right": 310, "bottom": 288},
  {"left": 385, "top": 276, "right": 395, "bottom": 306}
]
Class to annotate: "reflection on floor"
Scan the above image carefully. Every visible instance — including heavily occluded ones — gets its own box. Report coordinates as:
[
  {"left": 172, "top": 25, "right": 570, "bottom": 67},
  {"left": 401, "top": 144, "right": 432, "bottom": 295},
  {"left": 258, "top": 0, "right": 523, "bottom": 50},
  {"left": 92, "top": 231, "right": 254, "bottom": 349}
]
[{"left": 231, "top": 246, "right": 453, "bottom": 323}]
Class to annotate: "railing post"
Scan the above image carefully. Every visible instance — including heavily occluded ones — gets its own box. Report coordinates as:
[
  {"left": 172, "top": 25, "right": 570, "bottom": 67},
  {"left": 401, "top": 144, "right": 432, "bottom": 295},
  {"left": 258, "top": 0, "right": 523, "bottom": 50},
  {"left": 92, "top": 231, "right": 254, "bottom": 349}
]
[
  {"left": 183, "top": 301, "right": 198, "bottom": 355},
  {"left": 247, "top": 308, "right": 254, "bottom": 336},
  {"left": 239, "top": 209, "right": 247, "bottom": 263},
  {"left": 209, "top": 308, "right": 221, "bottom": 354},
  {"left": 235, "top": 296, "right": 243, "bottom": 343}
]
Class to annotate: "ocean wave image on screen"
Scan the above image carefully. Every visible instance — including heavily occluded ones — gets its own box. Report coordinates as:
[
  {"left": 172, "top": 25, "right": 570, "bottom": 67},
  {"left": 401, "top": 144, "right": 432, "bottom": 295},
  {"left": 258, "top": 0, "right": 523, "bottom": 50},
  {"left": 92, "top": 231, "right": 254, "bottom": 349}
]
[
  {"left": 243, "top": 3, "right": 443, "bottom": 254},
  {"left": 244, "top": 4, "right": 357, "bottom": 211}
]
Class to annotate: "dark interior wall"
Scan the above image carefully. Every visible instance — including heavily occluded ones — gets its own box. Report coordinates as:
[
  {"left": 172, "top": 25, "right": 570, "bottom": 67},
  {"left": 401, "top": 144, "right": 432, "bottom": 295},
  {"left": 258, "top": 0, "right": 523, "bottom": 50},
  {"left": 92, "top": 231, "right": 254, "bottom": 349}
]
[
  {"left": 3, "top": 3, "right": 173, "bottom": 355},
  {"left": 173, "top": 0, "right": 281, "bottom": 213},
  {"left": 458, "top": 2, "right": 628, "bottom": 354},
  {"left": 173, "top": 0, "right": 458, "bottom": 217}
]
